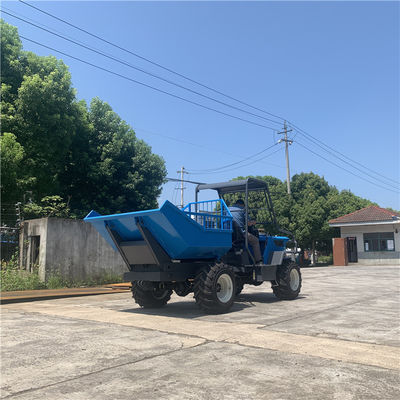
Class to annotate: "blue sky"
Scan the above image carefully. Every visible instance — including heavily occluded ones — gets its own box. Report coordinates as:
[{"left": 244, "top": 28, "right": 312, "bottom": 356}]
[{"left": 3, "top": 1, "right": 399, "bottom": 209}]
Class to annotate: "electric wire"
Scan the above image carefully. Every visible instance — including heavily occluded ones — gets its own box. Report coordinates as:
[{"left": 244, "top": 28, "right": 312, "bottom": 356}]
[
  {"left": 15, "top": 1, "right": 399, "bottom": 187},
  {"left": 294, "top": 129, "right": 400, "bottom": 190},
  {"left": 17, "top": 35, "right": 278, "bottom": 131},
  {"left": 187, "top": 143, "right": 278, "bottom": 173},
  {"left": 18, "top": 0, "right": 287, "bottom": 123},
  {"left": 295, "top": 141, "right": 399, "bottom": 194},
  {"left": 135, "top": 127, "right": 284, "bottom": 169},
  {"left": 189, "top": 146, "right": 283, "bottom": 175},
  {"left": 3, "top": 9, "right": 283, "bottom": 130},
  {"left": 290, "top": 125, "right": 400, "bottom": 186}
]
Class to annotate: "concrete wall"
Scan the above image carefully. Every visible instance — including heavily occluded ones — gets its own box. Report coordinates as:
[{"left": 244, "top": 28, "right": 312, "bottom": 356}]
[
  {"left": 20, "top": 218, "right": 126, "bottom": 281},
  {"left": 340, "top": 223, "right": 400, "bottom": 265}
]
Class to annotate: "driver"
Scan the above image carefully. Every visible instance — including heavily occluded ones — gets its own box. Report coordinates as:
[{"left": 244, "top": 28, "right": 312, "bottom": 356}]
[{"left": 229, "top": 199, "right": 263, "bottom": 264}]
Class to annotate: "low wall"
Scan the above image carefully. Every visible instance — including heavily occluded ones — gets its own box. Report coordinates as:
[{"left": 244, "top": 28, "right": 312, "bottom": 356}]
[
  {"left": 357, "top": 251, "right": 400, "bottom": 266},
  {"left": 20, "top": 218, "right": 127, "bottom": 281}
]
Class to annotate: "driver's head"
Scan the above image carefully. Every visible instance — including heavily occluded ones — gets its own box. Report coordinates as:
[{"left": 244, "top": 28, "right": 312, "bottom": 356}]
[{"left": 235, "top": 199, "right": 245, "bottom": 208}]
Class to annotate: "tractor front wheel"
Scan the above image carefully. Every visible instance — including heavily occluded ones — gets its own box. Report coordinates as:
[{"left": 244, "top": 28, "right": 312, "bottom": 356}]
[
  {"left": 131, "top": 281, "right": 172, "bottom": 308},
  {"left": 272, "top": 262, "right": 302, "bottom": 300},
  {"left": 194, "top": 263, "right": 236, "bottom": 314}
]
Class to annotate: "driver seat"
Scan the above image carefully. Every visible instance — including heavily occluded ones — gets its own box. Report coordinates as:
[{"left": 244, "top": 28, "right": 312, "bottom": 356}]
[{"left": 232, "top": 220, "right": 245, "bottom": 249}]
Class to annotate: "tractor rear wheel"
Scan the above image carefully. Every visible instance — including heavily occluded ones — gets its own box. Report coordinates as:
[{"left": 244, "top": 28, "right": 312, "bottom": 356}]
[
  {"left": 131, "top": 281, "right": 172, "bottom": 308},
  {"left": 194, "top": 263, "right": 236, "bottom": 314},
  {"left": 272, "top": 262, "right": 302, "bottom": 300}
]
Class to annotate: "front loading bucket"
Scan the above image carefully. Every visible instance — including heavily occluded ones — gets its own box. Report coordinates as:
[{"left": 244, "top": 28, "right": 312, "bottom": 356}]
[{"left": 84, "top": 200, "right": 233, "bottom": 262}]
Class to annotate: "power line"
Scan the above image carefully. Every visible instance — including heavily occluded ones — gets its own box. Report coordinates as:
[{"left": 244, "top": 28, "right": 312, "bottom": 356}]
[
  {"left": 17, "top": 0, "right": 287, "bottom": 123},
  {"left": 129, "top": 127, "right": 284, "bottom": 169},
  {"left": 187, "top": 143, "right": 278, "bottom": 173},
  {"left": 295, "top": 141, "right": 399, "bottom": 194},
  {"left": 189, "top": 146, "right": 283, "bottom": 175},
  {"left": 16, "top": 1, "right": 399, "bottom": 187},
  {"left": 291, "top": 125, "right": 400, "bottom": 187},
  {"left": 17, "top": 35, "right": 279, "bottom": 131},
  {"left": 3, "top": 9, "right": 283, "bottom": 130},
  {"left": 166, "top": 178, "right": 205, "bottom": 185},
  {"left": 292, "top": 129, "right": 399, "bottom": 190}
]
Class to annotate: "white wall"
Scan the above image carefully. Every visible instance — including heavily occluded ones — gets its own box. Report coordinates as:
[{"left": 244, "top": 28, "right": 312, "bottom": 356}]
[{"left": 340, "top": 223, "right": 400, "bottom": 265}]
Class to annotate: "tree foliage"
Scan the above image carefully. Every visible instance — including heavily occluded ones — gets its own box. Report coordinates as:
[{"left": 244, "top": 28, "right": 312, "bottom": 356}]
[
  {"left": 22, "top": 196, "right": 71, "bottom": 219},
  {"left": 1, "top": 20, "right": 166, "bottom": 220}
]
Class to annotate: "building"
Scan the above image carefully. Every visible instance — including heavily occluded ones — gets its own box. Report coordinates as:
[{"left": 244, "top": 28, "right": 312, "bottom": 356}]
[
  {"left": 19, "top": 218, "right": 126, "bottom": 281},
  {"left": 329, "top": 206, "right": 400, "bottom": 265}
]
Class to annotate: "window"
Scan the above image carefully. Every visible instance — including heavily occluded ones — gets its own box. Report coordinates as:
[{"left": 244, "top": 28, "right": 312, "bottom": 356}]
[{"left": 363, "top": 232, "right": 395, "bottom": 252}]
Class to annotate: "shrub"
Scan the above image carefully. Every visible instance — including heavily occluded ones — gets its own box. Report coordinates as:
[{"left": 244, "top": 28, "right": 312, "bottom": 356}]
[{"left": 1, "top": 257, "right": 123, "bottom": 291}]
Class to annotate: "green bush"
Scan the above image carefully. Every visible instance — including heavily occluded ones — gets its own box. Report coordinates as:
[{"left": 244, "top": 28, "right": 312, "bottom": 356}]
[
  {"left": 318, "top": 255, "right": 333, "bottom": 264},
  {"left": 1, "top": 258, "right": 46, "bottom": 291},
  {"left": 1, "top": 255, "right": 123, "bottom": 291}
]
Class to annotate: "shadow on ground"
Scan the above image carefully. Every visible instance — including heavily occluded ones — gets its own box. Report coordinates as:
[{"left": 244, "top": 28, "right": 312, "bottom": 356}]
[
  {"left": 121, "top": 291, "right": 306, "bottom": 319},
  {"left": 121, "top": 299, "right": 252, "bottom": 319}
]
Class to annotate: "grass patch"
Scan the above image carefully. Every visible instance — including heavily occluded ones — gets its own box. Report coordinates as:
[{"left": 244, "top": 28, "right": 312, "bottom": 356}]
[
  {"left": 318, "top": 255, "right": 333, "bottom": 264},
  {"left": 1, "top": 256, "right": 123, "bottom": 292}
]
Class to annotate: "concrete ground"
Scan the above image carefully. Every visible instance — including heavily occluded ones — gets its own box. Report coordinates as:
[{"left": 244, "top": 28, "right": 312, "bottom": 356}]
[{"left": 1, "top": 264, "right": 399, "bottom": 399}]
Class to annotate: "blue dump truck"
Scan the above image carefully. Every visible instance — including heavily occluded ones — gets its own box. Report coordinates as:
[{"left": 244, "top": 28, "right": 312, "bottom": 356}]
[{"left": 85, "top": 178, "right": 301, "bottom": 314}]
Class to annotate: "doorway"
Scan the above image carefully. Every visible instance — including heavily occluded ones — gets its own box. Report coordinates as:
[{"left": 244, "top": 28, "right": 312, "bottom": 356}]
[
  {"left": 29, "top": 235, "right": 40, "bottom": 271},
  {"left": 347, "top": 237, "right": 358, "bottom": 263}
]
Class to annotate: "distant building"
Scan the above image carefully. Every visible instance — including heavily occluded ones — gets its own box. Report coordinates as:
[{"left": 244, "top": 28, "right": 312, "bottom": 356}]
[{"left": 329, "top": 206, "right": 400, "bottom": 265}]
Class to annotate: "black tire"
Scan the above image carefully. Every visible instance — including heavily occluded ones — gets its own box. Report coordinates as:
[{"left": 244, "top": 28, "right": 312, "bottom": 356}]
[
  {"left": 272, "top": 262, "right": 302, "bottom": 300},
  {"left": 194, "top": 263, "right": 236, "bottom": 314},
  {"left": 235, "top": 281, "right": 244, "bottom": 296},
  {"left": 131, "top": 281, "right": 172, "bottom": 308}
]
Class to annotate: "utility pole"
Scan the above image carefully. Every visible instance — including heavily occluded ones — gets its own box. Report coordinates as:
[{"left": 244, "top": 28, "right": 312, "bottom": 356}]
[
  {"left": 277, "top": 121, "right": 293, "bottom": 196},
  {"left": 177, "top": 166, "right": 188, "bottom": 208}
]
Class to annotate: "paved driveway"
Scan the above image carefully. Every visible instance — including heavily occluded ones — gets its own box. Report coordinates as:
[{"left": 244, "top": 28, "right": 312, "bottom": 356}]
[{"left": 1, "top": 265, "right": 399, "bottom": 399}]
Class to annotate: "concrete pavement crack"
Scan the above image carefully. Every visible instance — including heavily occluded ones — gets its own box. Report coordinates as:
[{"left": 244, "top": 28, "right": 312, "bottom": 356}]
[{"left": 2, "top": 340, "right": 209, "bottom": 399}]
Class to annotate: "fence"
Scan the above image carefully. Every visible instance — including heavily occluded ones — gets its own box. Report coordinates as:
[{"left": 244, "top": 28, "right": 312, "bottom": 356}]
[
  {"left": 183, "top": 199, "right": 232, "bottom": 231},
  {"left": 0, "top": 227, "right": 19, "bottom": 261}
]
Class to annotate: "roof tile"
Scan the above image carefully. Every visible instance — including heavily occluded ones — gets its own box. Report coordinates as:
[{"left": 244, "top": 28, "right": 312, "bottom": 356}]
[{"left": 329, "top": 206, "right": 400, "bottom": 224}]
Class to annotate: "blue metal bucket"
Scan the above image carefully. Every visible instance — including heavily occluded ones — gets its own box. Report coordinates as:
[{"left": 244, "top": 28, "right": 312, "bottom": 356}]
[{"left": 84, "top": 200, "right": 233, "bottom": 260}]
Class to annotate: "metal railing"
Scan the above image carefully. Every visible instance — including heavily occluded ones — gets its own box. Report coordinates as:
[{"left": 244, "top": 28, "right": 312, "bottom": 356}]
[{"left": 183, "top": 199, "right": 232, "bottom": 231}]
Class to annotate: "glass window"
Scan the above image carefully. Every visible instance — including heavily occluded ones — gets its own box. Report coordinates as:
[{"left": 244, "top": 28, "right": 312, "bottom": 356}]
[{"left": 363, "top": 232, "right": 395, "bottom": 252}]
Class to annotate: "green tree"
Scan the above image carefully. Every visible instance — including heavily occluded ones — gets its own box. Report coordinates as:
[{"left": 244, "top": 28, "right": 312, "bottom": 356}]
[
  {"left": 1, "top": 20, "right": 25, "bottom": 135},
  {"left": 22, "top": 195, "right": 71, "bottom": 219},
  {"left": 1, "top": 20, "right": 166, "bottom": 219},
  {"left": 14, "top": 53, "right": 75, "bottom": 198},
  {"left": 0, "top": 133, "right": 27, "bottom": 205},
  {"left": 65, "top": 98, "right": 166, "bottom": 216}
]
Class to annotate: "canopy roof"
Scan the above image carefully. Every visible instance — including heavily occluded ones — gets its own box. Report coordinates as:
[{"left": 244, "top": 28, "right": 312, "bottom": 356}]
[{"left": 196, "top": 178, "right": 268, "bottom": 195}]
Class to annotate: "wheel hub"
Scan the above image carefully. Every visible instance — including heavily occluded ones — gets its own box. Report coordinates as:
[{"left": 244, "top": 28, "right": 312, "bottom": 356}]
[
  {"left": 216, "top": 273, "right": 233, "bottom": 303},
  {"left": 289, "top": 268, "right": 300, "bottom": 291}
]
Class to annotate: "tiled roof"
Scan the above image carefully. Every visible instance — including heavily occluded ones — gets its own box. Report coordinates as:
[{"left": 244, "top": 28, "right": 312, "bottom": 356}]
[{"left": 329, "top": 206, "right": 400, "bottom": 225}]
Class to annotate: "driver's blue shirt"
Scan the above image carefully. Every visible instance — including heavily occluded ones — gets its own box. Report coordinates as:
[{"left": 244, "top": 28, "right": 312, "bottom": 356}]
[{"left": 229, "top": 205, "right": 245, "bottom": 231}]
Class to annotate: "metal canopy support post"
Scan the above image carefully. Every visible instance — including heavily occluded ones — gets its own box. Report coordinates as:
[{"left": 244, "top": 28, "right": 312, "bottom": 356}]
[{"left": 244, "top": 180, "right": 255, "bottom": 264}]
